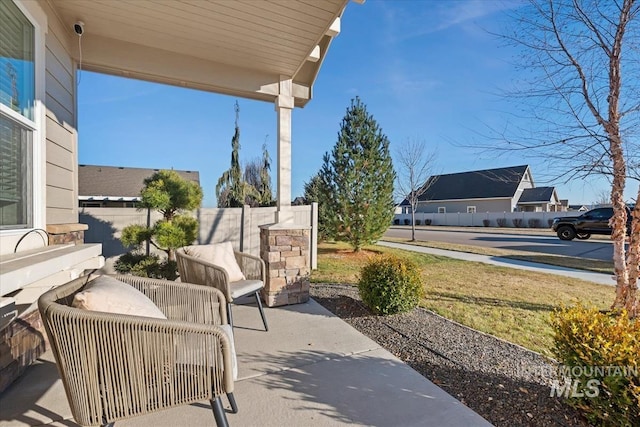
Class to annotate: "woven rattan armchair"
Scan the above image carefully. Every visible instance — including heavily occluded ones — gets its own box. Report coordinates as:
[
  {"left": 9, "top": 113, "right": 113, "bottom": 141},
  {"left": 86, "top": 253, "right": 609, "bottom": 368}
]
[
  {"left": 176, "top": 246, "right": 268, "bottom": 331},
  {"left": 38, "top": 275, "right": 237, "bottom": 427}
]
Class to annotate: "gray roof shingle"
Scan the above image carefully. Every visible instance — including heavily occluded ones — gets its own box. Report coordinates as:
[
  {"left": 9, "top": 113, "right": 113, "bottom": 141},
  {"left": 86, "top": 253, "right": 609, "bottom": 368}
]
[
  {"left": 517, "top": 187, "right": 555, "bottom": 203},
  {"left": 416, "top": 165, "right": 529, "bottom": 202},
  {"left": 79, "top": 165, "right": 200, "bottom": 198}
]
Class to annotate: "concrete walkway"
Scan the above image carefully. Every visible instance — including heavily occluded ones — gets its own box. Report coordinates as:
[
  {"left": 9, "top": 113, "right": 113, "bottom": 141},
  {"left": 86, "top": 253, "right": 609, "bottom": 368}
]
[
  {"left": 379, "top": 240, "right": 615, "bottom": 286},
  {"left": 0, "top": 299, "right": 491, "bottom": 427}
]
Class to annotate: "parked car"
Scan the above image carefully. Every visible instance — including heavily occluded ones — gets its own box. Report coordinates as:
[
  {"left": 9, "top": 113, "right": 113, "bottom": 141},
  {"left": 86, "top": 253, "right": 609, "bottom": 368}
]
[{"left": 551, "top": 207, "right": 632, "bottom": 241}]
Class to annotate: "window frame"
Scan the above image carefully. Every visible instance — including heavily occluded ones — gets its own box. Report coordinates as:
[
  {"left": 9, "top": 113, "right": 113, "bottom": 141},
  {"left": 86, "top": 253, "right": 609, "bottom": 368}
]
[
  {"left": 437, "top": 207, "right": 446, "bottom": 214},
  {"left": 0, "top": 0, "right": 45, "bottom": 235},
  {"left": 467, "top": 206, "right": 476, "bottom": 214}
]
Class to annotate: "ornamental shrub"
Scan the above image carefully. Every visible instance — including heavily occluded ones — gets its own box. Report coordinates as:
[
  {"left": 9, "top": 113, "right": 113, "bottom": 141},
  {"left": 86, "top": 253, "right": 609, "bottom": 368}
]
[
  {"left": 550, "top": 305, "right": 639, "bottom": 426},
  {"left": 496, "top": 218, "right": 507, "bottom": 227},
  {"left": 358, "top": 255, "right": 423, "bottom": 315},
  {"left": 482, "top": 219, "right": 491, "bottom": 227},
  {"left": 114, "top": 252, "right": 178, "bottom": 281},
  {"left": 528, "top": 218, "right": 541, "bottom": 228}
]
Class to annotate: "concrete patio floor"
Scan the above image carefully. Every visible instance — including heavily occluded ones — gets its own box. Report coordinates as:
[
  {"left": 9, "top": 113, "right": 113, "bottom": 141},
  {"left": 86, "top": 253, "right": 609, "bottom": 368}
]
[{"left": 0, "top": 298, "right": 491, "bottom": 427}]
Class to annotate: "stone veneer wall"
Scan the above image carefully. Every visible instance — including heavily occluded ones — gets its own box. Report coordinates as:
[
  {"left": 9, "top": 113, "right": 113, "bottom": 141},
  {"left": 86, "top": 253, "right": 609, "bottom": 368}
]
[
  {"left": 47, "top": 223, "right": 88, "bottom": 245},
  {"left": 260, "top": 226, "right": 310, "bottom": 307},
  {"left": 0, "top": 223, "right": 87, "bottom": 393},
  {"left": 0, "top": 310, "right": 47, "bottom": 393}
]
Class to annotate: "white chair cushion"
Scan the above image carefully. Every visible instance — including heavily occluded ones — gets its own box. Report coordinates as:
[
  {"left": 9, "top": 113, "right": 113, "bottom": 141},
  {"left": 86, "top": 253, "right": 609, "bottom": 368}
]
[
  {"left": 184, "top": 242, "right": 246, "bottom": 282},
  {"left": 229, "top": 280, "right": 264, "bottom": 299},
  {"left": 72, "top": 276, "right": 167, "bottom": 319}
]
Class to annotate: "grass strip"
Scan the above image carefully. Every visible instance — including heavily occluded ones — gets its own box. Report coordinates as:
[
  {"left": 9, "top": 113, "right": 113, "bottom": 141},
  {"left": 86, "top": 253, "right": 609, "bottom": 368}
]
[
  {"left": 312, "top": 241, "right": 614, "bottom": 356},
  {"left": 381, "top": 237, "right": 614, "bottom": 274}
]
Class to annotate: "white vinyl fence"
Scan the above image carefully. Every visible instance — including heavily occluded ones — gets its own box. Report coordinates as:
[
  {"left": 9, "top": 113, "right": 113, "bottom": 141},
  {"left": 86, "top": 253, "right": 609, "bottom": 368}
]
[
  {"left": 393, "top": 211, "right": 578, "bottom": 228},
  {"left": 80, "top": 204, "right": 318, "bottom": 273}
]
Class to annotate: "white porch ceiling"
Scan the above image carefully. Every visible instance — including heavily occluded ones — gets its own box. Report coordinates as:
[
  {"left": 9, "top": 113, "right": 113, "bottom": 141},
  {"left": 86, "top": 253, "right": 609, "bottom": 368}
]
[{"left": 47, "top": 0, "right": 351, "bottom": 106}]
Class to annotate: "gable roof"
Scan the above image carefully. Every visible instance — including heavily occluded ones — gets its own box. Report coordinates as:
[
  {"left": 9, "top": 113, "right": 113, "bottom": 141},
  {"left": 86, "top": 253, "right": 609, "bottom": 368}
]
[
  {"left": 416, "top": 165, "right": 530, "bottom": 202},
  {"left": 79, "top": 165, "right": 200, "bottom": 199},
  {"left": 517, "top": 187, "right": 556, "bottom": 204}
]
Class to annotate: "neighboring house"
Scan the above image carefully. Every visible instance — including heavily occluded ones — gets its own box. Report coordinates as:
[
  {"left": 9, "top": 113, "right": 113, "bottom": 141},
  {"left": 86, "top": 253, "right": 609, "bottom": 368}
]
[
  {"left": 404, "top": 165, "right": 562, "bottom": 213},
  {"left": 517, "top": 187, "right": 563, "bottom": 212},
  {"left": 568, "top": 204, "right": 589, "bottom": 212},
  {"left": 78, "top": 165, "right": 200, "bottom": 208},
  {"left": 0, "top": 0, "right": 354, "bottom": 392}
]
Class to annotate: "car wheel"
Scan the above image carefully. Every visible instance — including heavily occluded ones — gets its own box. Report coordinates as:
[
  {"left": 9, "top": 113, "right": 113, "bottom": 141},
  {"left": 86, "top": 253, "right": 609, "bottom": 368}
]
[
  {"left": 557, "top": 226, "right": 576, "bottom": 241},
  {"left": 576, "top": 233, "right": 591, "bottom": 240}
]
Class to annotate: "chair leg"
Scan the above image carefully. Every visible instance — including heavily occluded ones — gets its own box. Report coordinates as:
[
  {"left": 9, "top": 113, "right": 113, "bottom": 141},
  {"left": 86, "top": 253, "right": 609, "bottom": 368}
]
[
  {"left": 227, "top": 392, "right": 238, "bottom": 413},
  {"left": 211, "top": 396, "right": 230, "bottom": 427},
  {"left": 227, "top": 302, "right": 234, "bottom": 328},
  {"left": 255, "top": 291, "right": 268, "bottom": 331}
]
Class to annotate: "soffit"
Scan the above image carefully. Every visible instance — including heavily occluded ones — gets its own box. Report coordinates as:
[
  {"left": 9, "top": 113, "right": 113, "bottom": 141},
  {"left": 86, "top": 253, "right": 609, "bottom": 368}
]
[{"left": 47, "top": 0, "right": 349, "bottom": 106}]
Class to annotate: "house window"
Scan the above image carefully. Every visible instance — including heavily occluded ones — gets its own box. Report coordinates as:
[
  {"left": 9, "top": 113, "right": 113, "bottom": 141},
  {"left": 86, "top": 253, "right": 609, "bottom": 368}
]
[
  {"left": 467, "top": 206, "right": 476, "bottom": 214},
  {"left": 0, "top": 0, "right": 35, "bottom": 229},
  {"left": 438, "top": 207, "right": 446, "bottom": 214}
]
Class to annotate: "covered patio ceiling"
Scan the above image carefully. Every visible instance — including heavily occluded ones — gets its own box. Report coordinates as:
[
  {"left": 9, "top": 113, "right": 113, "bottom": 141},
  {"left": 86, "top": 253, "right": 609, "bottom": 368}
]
[{"left": 49, "top": 0, "right": 353, "bottom": 107}]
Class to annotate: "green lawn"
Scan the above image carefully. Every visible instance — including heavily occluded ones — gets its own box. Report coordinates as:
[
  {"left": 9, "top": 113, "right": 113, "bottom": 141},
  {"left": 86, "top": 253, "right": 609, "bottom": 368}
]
[{"left": 312, "top": 241, "right": 614, "bottom": 356}]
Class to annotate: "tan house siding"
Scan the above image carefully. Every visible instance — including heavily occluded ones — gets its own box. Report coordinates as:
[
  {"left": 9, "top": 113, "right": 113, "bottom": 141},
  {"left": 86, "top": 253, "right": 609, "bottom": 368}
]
[
  {"left": 417, "top": 199, "right": 513, "bottom": 214},
  {"left": 43, "top": 1, "right": 77, "bottom": 225}
]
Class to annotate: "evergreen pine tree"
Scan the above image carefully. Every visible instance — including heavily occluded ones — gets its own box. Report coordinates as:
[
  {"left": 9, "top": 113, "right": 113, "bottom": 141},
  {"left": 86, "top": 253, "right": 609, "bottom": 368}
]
[
  {"left": 258, "top": 143, "right": 273, "bottom": 205},
  {"left": 323, "top": 97, "right": 395, "bottom": 251},
  {"left": 216, "top": 102, "right": 257, "bottom": 207},
  {"left": 303, "top": 172, "right": 331, "bottom": 241}
]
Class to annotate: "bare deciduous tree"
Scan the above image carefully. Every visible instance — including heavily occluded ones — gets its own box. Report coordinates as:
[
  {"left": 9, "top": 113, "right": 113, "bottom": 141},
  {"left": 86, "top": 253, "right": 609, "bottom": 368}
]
[
  {"left": 395, "top": 138, "right": 438, "bottom": 241},
  {"left": 490, "top": 0, "right": 639, "bottom": 316}
]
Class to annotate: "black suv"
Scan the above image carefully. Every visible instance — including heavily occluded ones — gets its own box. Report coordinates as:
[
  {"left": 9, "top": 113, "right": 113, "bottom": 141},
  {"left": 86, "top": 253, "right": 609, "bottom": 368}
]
[{"left": 551, "top": 207, "right": 632, "bottom": 241}]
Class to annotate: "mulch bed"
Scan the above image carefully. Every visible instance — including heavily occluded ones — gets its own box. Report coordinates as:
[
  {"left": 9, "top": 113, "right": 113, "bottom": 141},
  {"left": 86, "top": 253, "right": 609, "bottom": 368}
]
[{"left": 310, "top": 283, "right": 590, "bottom": 427}]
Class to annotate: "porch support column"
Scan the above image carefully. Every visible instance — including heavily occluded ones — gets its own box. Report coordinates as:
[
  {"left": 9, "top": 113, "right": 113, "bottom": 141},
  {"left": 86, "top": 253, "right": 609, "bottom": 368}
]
[
  {"left": 258, "top": 77, "right": 310, "bottom": 307},
  {"left": 275, "top": 77, "right": 294, "bottom": 224}
]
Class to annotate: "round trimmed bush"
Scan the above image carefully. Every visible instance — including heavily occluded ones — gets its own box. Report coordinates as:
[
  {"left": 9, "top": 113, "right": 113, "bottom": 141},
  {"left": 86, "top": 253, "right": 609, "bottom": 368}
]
[{"left": 358, "top": 255, "right": 423, "bottom": 315}]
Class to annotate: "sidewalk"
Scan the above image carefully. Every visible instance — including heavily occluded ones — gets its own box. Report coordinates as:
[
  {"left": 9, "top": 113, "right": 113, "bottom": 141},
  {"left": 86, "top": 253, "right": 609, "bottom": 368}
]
[
  {"left": 0, "top": 298, "right": 491, "bottom": 427},
  {"left": 378, "top": 240, "right": 615, "bottom": 286}
]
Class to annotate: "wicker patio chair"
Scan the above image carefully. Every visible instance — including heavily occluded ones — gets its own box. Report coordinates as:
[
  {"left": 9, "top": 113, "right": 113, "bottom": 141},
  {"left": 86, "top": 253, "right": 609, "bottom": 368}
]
[
  {"left": 38, "top": 274, "right": 237, "bottom": 427},
  {"left": 176, "top": 245, "right": 268, "bottom": 331}
]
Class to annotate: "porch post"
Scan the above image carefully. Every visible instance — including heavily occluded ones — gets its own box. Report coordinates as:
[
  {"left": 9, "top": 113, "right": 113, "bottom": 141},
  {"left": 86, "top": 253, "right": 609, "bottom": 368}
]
[
  {"left": 275, "top": 77, "right": 294, "bottom": 224},
  {"left": 258, "top": 77, "right": 310, "bottom": 307}
]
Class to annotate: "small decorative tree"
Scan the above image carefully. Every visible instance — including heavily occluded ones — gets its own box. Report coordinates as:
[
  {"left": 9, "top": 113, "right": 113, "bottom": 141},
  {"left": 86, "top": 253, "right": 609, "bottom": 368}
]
[{"left": 116, "top": 169, "right": 203, "bottom": 279}]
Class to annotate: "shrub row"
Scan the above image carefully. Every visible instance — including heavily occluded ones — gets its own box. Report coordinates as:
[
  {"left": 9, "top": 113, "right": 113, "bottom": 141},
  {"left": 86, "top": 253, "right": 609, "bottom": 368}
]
[{"left": 550, "top": 305, "right": 639, "bottom": 426}]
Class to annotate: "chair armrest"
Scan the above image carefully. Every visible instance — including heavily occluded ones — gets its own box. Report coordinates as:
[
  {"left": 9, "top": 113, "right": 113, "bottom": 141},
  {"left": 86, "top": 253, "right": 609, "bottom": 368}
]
[
  {"left": 113, "top": 275, "right": 228, "bottom": 325},
  {"left": 234, "top": 251, "right": 265, "bottom": 282}
]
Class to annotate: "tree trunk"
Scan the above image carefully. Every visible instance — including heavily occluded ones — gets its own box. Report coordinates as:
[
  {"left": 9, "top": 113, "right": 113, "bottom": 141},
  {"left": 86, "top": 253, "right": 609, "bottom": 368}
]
[
  {"left": 411, "top": 208, "right": 416, "bottom": 241},
  {"left": 609, "top": 131, "right": 629, "bottom": 311},
  {"left": 624, "top": 186, "right": 640, "bottom": 317}
]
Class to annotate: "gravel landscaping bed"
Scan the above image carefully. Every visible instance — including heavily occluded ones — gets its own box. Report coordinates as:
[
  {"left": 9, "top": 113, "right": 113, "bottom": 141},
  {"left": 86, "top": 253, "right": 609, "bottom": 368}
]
[{"left": 310, "top": 283, "right": 590, "bottom": 427}]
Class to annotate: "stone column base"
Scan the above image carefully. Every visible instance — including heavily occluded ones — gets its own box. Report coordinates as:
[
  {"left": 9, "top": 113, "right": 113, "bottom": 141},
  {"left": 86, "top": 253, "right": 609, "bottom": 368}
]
[{"left": 260, "top": 224, "right": 310, "bottom": 307}]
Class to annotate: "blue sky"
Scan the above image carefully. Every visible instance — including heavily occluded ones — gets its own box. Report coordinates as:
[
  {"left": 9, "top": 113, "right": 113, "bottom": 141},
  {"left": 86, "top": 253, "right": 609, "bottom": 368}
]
[{"left": 78, "top": 0, "right": 632, "bottom": 208}]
